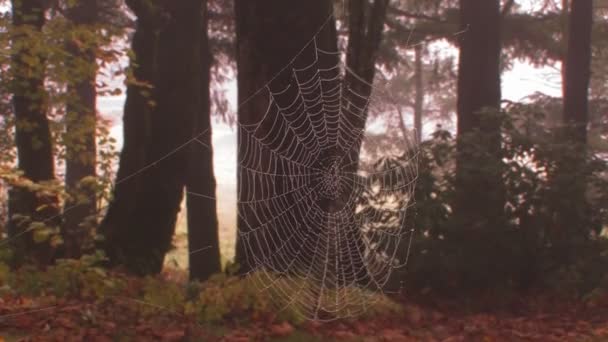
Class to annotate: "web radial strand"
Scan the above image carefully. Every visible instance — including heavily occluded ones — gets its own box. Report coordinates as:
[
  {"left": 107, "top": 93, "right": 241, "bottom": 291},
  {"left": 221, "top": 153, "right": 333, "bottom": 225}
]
[{"left": 237, "top": 32, "right": 419, "bottom": 321}]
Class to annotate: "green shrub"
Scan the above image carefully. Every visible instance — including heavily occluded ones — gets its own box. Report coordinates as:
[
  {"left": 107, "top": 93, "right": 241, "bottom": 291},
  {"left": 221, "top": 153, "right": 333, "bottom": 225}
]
[
  {"left": 8, "top": 250, "right": 125, "bottom": 298},
  {"left": 363, "top": 106, "right": 608, "bottom": 294},
  {"left": 141, "top": 276, "right": 186, "bottom": 314}
]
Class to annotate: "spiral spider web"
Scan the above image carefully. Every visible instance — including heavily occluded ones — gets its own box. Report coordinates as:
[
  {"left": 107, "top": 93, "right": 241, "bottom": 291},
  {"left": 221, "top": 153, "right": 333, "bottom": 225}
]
[
  {"left": 0, "top": 12, "right": 419, "bottom": 325},
  {"left": 234, "top": 23, "right": 419, "bottom": 321}
]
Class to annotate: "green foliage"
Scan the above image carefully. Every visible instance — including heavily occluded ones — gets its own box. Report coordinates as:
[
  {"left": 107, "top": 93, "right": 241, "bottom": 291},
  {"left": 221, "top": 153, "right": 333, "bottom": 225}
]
[
  {"left": 0, "top": 261, "right": 9, "bottom": 285},
  {"left": 7, "top": 251, "right": 125, "bottom": 298},
  {"left": 362, "top": 105, "right": 608, "bottom": 294},
  {"left": 193, "top": 273, "right": 289, "bottom": 323},
  {"left": 186, "top": 272, "right": 401, "bottom": 325},
  {"left": 141, "top": 276, "right": 186, "bottom": 314},
  {"left": 0, "top": 2, "right": 123, "bottom": 258}
]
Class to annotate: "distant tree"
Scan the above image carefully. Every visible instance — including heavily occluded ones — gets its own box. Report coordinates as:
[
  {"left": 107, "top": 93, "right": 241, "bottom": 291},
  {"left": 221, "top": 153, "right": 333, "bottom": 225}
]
[
  {"left": 562, "top": 0, "right": 592, "bottom": 166},
  {"left": 413, "top": 45, "right": 423, "bottom": 142},
  {"left": 62, "top": 0, "right": 99, "bottom": 259},
  {"left": 560, "top": 0, "right": 569, "bottom": 92},
  {"left": 187, "top": 0, "right": 221, "bottom": 281},
  {"left": 101, "top": 0, "right": 204, "bottom": 275},
  {"left": 552, "top": 0, "right": 593, "bottom": 259},
  {"left": 8, "top": 0, "right": 59, "bottom": 266}
]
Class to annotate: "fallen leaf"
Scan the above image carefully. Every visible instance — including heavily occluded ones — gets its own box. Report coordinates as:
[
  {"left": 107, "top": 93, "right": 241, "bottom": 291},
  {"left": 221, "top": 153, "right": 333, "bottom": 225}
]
[
  {"left": 161, "top": 329, "right": 185, "bottom": 341},
  {"left": 270, "top": 322, "right": 294, "bottom": 337},
  {"left": 333, "top": 330, "right": 358, "bottom": 339},
  {"left": 404, "top": 305, "right": 424, "bottom": 326}
]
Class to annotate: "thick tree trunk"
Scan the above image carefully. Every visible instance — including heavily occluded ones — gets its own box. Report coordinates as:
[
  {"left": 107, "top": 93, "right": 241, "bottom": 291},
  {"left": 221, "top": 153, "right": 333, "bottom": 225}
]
[
  {"left": 234, "top": 0, "right": 337, "bottom": 274},
  {"left": 101, "top": 0, "right": 202, "bottom": 275},
  {"left": 9, "top": 0, "right": 58, "bottom": 266},
  {"left": 187, "top": 0, "right": 221, "bottom": 282},
  {"left": 453, "top": 0, "right": 504, "bottom": 230},
  {"left": 63, "top": 0, "right": 99, "bottom": 259},
  {"left": 554, "top": 0, "right": 593, "bottom": 257},
  {"left": 452, "top": 0, "right": 504, "bottom": 287}
]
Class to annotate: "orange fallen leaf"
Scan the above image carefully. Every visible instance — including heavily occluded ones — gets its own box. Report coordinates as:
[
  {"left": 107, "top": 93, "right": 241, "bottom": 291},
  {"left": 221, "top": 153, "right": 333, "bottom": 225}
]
[
  {"left": 381, "top": 329, "right": 411, "bottom": 342},
  {"left": 270, "top": 321, "right": 294, "bottom": 337}
]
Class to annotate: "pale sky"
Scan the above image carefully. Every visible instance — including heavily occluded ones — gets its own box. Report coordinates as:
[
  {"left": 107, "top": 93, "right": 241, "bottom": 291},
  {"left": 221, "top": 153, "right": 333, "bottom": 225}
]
[{"left": 98, "top": 62, "right": 563, "bottom": 187}]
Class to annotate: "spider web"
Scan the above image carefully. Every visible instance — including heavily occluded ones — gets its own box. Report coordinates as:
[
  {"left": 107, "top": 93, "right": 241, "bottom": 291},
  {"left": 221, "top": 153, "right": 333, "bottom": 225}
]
[
  {"left": 234, "top": 24, "right": 419, "bottom": 321},
  {"left": 0, "top": 12, "right": 420, "bottom": 325}
]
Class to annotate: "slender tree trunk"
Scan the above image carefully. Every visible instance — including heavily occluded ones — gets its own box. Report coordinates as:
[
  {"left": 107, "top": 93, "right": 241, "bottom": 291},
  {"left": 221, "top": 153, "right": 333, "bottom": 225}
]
[
  {"left": 63, "top": 0, "right": 99, "bottom": 259},
  {"left": 414, "top": 45, "right": 424, "bottom": 143},
  {"left": 562, "top": 0, "right": 591, "bottom": 147},
  {"left": 553, "top": 0, "right": 593, "bottom": 258},
  {"left": 101, "top": 0, "right": 202, "bottom": 275},
  {"left": 9, "top": 0, "right": 58, "bottom": 266},
  {"left": 561, "top": 0, "right": 569, "bottom": 95},
  {"left": 187, "top": 0, "right": 221, "bottom": 281},
  {"left": 339, "top": 0, "right": 389, "bottom": 286},
  {"left": 345, "top": 0, "right": 388, "bottom": 100},
  {"left": 397, "top": 107, "right": 409, "bottom": 145}
]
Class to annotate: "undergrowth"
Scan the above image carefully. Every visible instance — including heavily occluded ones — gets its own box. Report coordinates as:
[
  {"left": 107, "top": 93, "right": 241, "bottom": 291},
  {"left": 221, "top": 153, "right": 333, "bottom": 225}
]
[{"left": 0, "top": 252, "right": 402, "bottom": 327}]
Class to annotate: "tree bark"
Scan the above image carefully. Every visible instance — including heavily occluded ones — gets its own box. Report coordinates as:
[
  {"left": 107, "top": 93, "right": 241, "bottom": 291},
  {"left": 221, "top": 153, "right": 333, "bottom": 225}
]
[
  {"left": 186, "top": 0, "right": 221, "bottom": 282},
  {"left": 101, "top": 0, "right": 202, "bottom": 275},
  {"left": 345, "top": 0, "right": 389, "bottom": 100},
  {"left": 450, "top": 0, "right": 506, "bottom": 289},
  {"left": 554, "top": 0, "right": 593, "bottom": 256},
  {"left": 63, "top": 0, "right": 99, "bottom": 259},
  {"left": 562, "top": 0, "right": 591, "bottom": 146},
  {"left": 414, "top": 44, "right": 424, "bottom": 143},
  {"left": 339, "top": 0, "right": 389, "bottom": 286},
  {"left": 561, "top": 0, "right": 569, "bottom": 95},
  {"left": 234, "top": 0, "right": 337, "bottom": 274},
  {"left": 9, "top": 0, "right": 58, "bottom": 266},
  {"left": 453, "top": 0, "right": 504, "bottom": 231}
]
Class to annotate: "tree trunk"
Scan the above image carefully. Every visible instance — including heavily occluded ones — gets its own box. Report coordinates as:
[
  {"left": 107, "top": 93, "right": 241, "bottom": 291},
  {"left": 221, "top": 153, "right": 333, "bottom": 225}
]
[
  {"left": 101, "top": 0, "right": 202, "bottom": 275},
  {"left": 9, "top": 0, "right": 58, "bottom": 266},
  {"left": 561, "top": 0, "right": 569, "bottom": 95},
  {"left": 234, "top": 0, "right": 337, "bottom": 274},
  {"left": 453, "top": 0, "right": 504, "bottom": 231},
  {"left": 562, "top": 0, "right": 591, "bottom": 147},
  {"left": 414, "top": 44, "right": 424, "bottom": 143},
  {"left": 345, "top": 0, "right": 389, "bottom": 100},
  {"left": 63, "top": 0, "right": 99, "bottom": 259},
  {"left": 452, "top": 0, "right": 505, "bottom": 288},
  {"left": 553, "top": 0, "right": 593, "bottom": 258},
  {"left": 186, "top": 0, "right": 221, "bottom": 282},
  {"left": 339, "top": 0, "right": 389, "bottom": 286}
]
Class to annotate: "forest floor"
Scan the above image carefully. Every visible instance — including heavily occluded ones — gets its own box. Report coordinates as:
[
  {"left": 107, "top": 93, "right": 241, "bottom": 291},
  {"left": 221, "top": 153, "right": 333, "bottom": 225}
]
[{"left": 1, "top": 270, "right": 608, "bottom": 341}]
